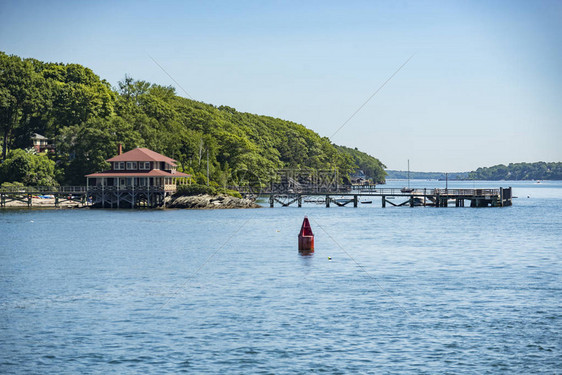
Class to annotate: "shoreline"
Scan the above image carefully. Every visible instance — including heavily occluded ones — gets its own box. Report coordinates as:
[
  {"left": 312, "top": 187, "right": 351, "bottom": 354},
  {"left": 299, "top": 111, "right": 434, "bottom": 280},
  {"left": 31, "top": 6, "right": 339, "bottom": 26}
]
[{"left": 165, "top": 194, "right": 261, "bottom": 209}]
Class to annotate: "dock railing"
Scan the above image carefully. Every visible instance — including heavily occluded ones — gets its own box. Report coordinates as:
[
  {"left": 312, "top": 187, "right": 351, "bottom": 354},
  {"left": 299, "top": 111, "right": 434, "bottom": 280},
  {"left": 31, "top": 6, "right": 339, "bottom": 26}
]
[
  {"left": 227, "top": 185, "right": 502, "bottom": 197},
  {"left": 0, "top": 186, "right": 88, "bottom": 194},
  {"left": 87, "top": 186, "right": 166, "bottom": 192}
]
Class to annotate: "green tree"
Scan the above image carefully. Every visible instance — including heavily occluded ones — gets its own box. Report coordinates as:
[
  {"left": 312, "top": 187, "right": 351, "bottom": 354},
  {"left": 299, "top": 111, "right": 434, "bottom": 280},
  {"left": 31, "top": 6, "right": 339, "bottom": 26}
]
[
  {"left": 56, "top": 116, "right": 142, "bottom": 184},
  {"left": 0, "top": 148, "right": 57, "bottom": 186},
  {"left": 0, "top": 53, "right": 41, "bottom": 160}
]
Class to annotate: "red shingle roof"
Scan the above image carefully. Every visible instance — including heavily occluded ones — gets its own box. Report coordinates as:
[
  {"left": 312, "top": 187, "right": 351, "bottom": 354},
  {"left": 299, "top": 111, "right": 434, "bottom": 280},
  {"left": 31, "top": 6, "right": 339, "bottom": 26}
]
[
  {"left": 107, "top": 147, "right": 177, "bottom": 166},
  {"left": 85, "top": 170, "right": 191, "bottom": 178}
]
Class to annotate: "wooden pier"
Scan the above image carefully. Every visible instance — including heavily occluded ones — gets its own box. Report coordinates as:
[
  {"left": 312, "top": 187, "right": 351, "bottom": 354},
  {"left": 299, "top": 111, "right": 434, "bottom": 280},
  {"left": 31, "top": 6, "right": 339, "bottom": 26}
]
[
  {"left": 1, "top": 185, "right": 513, "bottom": 209},
  {"left": 0, "top": 185, "right": 167, "bottom": 208},
  {"left": 0, "top": 186, "right": 89, "bottom": 208},
  {"left": 238, "top": 187, "right": 513, "bottom": 208}
]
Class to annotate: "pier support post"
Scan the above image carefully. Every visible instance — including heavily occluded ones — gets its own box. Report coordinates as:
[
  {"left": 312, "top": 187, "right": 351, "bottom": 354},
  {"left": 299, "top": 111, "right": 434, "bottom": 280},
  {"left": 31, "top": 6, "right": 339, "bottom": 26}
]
[
  {"left": 27, "top": 194, "right": 32, "bottom": 207},
  {"left": 382, "top": 196, "right": 386, "bottom": 208},
  {"left": 500, "top": 187, "right": 504, "bottom": 207},
  {"left": 298, "top": 195, "right": 302, "bottom": 208},
  {"left": 326, "top": 195, "right": 330, "bottom": 208},
  {"left": 269, "top": 195, "right": 274, "bottom": 208},
  {"left": 409, "top": 196, "right": 414, "bottom": 207},
  {"left": 353, "top": 195, "right": 358, "bottom": 208}
]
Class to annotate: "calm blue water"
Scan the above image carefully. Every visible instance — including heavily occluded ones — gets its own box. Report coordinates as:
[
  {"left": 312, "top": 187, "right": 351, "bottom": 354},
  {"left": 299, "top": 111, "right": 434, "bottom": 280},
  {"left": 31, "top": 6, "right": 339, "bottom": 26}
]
[{"left": 1, "top": 180, "right": 561, "bottom": 374}]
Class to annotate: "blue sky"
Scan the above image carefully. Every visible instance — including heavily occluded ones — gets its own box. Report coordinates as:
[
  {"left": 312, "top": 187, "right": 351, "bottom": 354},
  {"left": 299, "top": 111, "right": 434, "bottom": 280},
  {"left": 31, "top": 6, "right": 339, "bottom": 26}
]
[{"left": 1, "top": 0, "right": 560, "bottom": 171}]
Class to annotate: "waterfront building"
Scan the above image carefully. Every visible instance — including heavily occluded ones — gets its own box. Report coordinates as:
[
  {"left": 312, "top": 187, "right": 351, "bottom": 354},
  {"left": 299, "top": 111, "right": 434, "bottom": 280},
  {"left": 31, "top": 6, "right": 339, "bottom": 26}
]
[{"left": 85, "top": 145, "right": 191, "bottom": 207}]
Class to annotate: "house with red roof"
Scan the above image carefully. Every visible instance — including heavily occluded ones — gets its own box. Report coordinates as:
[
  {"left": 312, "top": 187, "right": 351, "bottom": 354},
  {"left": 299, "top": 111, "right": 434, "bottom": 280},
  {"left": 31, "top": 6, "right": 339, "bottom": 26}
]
[{"left": 85, "top": 145, "right": 191, "bottom": 207}]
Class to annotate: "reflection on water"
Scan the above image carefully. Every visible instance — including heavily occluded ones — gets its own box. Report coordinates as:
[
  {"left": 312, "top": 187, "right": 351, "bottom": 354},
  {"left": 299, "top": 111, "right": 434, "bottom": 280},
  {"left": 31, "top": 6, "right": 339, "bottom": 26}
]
[{"left": 298, "top": 250, "right": 314, "bottom": 257}]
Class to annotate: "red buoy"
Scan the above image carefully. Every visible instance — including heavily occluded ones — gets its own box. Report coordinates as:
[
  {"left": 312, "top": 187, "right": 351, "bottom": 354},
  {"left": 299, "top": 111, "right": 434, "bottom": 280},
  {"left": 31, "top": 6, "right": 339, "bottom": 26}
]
[{"left": 298, "top": 216, "right": 314, "bottom": 252}]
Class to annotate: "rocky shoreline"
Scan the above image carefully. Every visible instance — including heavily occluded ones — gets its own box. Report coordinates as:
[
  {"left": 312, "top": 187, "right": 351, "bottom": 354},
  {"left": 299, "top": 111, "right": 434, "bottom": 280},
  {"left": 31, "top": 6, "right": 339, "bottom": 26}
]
[{"left": 165, "top": 194, "right": 261, "bottom": 209}]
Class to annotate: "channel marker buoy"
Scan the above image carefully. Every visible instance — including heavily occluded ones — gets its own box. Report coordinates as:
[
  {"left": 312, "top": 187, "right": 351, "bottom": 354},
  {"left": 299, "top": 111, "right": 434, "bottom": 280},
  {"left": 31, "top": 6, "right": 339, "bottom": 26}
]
[{"left": 298, "top": 216, "right": 314, "bottom": 252}]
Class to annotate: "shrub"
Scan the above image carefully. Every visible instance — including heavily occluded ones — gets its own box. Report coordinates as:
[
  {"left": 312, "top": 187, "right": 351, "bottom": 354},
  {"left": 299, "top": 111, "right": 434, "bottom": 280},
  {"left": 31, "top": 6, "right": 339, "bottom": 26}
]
[
  {"left": 0, "top": 149, "right": 58, "bottom": 186},
  {"left": 175, "top": 184, "right": 217, "bottom": 196},
  {"left": 216, "top": 188, "right": 242, "bottom": 198},
  {"left": 174, "top": 184, "right": 243, "bottom": 198}
]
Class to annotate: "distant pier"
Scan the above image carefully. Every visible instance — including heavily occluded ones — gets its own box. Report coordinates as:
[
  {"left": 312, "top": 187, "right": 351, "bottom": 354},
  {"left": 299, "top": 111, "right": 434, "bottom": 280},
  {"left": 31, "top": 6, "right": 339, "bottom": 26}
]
[{"left": 237, "top": 186, "right": 513, "bottom": 208}]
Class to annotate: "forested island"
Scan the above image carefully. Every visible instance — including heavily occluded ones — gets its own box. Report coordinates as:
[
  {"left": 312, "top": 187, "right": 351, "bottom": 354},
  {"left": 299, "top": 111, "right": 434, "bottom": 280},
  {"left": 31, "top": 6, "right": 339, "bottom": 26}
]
[
  {"left": 467, "top": 162, "right": 562, "bottom": 180},
  {"left": 387, "top": 162, "right": 562, "bottom": 181},
  {"left": 0, "top": 52, "right": 386, "bottom": 187}
]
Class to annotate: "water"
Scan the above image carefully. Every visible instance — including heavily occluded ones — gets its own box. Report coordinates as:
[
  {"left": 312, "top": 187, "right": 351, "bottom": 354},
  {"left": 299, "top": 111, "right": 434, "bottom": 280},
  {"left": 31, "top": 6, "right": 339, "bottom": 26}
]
[{"left": 1, "top": 180, "right": 561, "bottom": 374}]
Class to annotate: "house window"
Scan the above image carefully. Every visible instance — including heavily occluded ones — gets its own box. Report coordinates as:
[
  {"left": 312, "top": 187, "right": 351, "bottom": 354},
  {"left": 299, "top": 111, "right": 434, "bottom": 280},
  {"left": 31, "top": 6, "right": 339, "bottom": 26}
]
[
  {"left": 115, "top": 162, "right": 125, "bottom": 170},
  {"left": 126, "top": 162, "right": 137, "bottom": 170},
  {"left": 139, "top": 162, "right": 150, "bottom": 170}
]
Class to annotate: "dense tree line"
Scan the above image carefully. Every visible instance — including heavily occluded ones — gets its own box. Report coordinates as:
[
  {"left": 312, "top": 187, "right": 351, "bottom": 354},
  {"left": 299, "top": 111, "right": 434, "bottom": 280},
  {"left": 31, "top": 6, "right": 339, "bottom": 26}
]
[
  {"left": 0, "top": 52, "right": 386, "bottom": 186},
  {"left": 336, "top": 145, "right": 386, "bottom": 183},
  {"left": 468, "top": 162, "right": 562, "bottom": 180}
]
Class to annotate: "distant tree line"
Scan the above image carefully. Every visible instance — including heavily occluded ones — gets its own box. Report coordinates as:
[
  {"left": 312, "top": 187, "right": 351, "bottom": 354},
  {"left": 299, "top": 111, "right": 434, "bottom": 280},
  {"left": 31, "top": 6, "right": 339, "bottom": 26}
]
[
  {"left": 385, "top": 170, "right": 469, "bottom": 180},
  {"left": 0, "top": 52, "right": 386, "bottom": 186},
  {"left": 336, "top": 146, "right": 386, "bottom": 184},
  {"left": 467, "top": 162, "right": 562, "bottom": 180}
]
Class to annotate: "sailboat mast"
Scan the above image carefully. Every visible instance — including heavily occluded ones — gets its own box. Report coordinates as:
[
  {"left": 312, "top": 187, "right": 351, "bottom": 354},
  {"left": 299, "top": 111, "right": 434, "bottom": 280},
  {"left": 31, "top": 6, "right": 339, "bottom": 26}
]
[{"left": 407, "top": 159, "right": 410, "bottom": 189}]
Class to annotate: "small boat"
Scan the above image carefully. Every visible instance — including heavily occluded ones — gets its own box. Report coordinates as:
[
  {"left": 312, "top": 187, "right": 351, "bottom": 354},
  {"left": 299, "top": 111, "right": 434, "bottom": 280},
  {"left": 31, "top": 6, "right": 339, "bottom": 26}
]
[{"left": 304, "top": 198, "right": 325, "bottom": 204}]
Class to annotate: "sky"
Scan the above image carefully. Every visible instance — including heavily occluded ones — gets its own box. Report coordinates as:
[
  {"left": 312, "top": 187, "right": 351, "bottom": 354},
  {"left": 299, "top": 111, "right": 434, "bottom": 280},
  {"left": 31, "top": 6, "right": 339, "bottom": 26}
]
[{"left": 1, "top": 0, "right": 561, "bottom": 172}]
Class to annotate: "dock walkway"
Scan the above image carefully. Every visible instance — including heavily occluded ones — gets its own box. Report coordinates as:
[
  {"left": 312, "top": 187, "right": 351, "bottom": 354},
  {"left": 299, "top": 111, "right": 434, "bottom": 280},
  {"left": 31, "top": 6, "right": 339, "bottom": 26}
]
[
  {"left": 0, "top": 186, "right": 88, "bottom": 208},
  {"left": 237, "top": 186, "right": 513, "bottom": 208}
]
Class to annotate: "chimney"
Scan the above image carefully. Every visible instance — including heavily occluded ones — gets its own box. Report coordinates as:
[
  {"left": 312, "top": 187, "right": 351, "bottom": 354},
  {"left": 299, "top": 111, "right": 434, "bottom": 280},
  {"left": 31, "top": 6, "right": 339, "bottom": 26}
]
[{"left": 117, "top": 143, "right": 123, "bottom": 155}]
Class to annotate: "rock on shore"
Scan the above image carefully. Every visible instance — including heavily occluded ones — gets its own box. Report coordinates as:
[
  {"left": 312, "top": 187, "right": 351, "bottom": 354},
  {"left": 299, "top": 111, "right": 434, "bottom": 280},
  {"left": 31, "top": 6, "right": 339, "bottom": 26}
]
[{"left": 165, "top": 194, "right": 261, "bottom": 209}]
